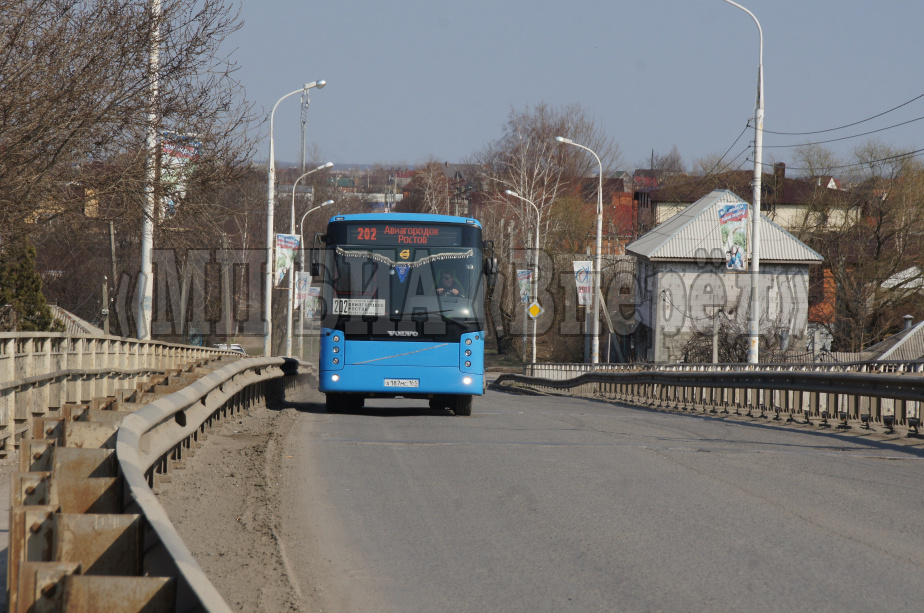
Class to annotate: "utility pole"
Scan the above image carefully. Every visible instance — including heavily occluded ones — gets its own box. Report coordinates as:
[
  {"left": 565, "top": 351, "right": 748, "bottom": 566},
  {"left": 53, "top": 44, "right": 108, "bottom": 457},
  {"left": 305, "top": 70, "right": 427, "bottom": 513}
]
[
  {"left": 221, "top": 234, "right": 232, "bottom": 341},
  {"left": 102, "top": 278, "right": 110, "bottom": 335}
]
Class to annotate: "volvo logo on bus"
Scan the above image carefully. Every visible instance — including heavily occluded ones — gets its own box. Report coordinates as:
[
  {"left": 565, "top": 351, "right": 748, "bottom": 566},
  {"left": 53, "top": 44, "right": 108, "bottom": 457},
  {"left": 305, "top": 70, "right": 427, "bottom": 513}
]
[{"left": 387, "top": 330, "right": 419, "bottom": 337}]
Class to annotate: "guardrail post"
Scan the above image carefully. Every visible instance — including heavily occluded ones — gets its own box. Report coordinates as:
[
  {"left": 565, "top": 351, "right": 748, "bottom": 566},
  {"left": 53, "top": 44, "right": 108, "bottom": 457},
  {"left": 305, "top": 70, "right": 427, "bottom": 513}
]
[
  {"left": 15, "top": 338, "right": 33, "bottom": 423},
  {"left": 75, "top": 338, "right": 86, "bottom": 403},
  {"left": 881, "top": 397, "right": 895, "bottom": 432},
  {"left": 907, "top": 400, "right": 920, "bottom": 435},
  {"left": 1, "top": 338, "right": 15, "bottom": 447}
]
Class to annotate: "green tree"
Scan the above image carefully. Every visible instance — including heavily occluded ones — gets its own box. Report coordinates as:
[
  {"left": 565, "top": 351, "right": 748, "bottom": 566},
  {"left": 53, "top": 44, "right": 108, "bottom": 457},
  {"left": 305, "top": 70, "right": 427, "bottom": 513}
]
[{"left": 0, "top": 238, "right": 63, "bottom": 332}]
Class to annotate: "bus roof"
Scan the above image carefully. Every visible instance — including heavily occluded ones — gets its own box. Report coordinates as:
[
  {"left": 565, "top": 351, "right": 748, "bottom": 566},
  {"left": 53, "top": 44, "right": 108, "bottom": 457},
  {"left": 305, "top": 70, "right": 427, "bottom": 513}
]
[{"left": 326, "top": 212, "right": 482, "bottom": 229}]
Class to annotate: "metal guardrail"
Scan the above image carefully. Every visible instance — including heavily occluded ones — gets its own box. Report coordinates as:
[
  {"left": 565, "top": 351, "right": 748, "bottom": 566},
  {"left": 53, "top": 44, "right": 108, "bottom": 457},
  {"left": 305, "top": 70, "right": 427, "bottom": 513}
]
[
  {"left": 0, "top": 333, "right": 232, "bottom": 455},
  {"left": 524, "top": 360, "right": 924, "bottom": 379},
  {"left": 116, "top": 357, "right": 309, "bottom": 612},
  {"left": 7, "top": 334, "right": 315, "bottom": 612},
  {"left": 496, "top": 365, "right": 924, "bottom": 434}
]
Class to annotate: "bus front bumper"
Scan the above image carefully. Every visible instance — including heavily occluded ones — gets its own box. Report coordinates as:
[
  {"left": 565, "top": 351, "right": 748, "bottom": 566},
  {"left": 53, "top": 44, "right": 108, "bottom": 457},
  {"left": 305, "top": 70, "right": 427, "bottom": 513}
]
[{"left": 319, "top": 365, "right": 484, "bottom": 397}]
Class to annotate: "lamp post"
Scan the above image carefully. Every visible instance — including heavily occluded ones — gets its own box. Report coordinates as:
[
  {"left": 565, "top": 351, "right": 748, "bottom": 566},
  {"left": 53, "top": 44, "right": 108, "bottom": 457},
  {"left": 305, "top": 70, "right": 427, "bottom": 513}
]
[
  {"left": 296, "top": 199, "right": 335, "bottom": 359},
  {"left": 285, "top": 164, "right": 333, "bottom": 357},
  {"left": 555, "top": 136, "right": 603, "bottom": 364},
  {"left": 504, "top": 190, "right": 541, "bottom": 364},
  {"left": 137, "top": 0, "right": 162, "bottom": 340},
  {"left": 265, "top": 80, "right": 326, "bottom": 356},
  {"left": 723, "top": 0, "right": 764, "bottom": 364}
]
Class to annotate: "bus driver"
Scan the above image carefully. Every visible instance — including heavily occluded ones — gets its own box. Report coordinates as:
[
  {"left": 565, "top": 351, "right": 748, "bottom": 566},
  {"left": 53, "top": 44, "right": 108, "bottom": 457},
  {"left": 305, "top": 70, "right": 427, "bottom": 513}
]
[{"left": 436, "top": 271, "right": 464, "bottom": 297}]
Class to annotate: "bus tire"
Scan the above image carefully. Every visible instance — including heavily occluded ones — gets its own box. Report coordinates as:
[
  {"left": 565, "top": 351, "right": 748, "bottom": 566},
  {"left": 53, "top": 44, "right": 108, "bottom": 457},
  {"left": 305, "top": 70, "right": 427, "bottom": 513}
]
[
  {"left": 325, "top": 393, "right": 342, "bottom": 413},
  {"left": 428, "top": 397, "right": 446, "bottom": 410},
  {"left": 453, "top": 394, "right": 473, "bottom": 417}
]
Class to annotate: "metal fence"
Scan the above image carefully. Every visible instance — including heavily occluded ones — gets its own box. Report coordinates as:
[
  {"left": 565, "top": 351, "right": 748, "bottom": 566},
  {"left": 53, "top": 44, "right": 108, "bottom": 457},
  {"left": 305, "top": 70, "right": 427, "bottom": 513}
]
[
  {"left": 7, "top": 337, "right": 314, "bottom": 612},
  {"left": 0, "top": 333, "right": 234, "bottom": 454},
  {"left": 524, "top": 360, "right": 924, "bottom": 378},
  {"left": 503, "top": 362, "right": 924, "bottom": 434}
]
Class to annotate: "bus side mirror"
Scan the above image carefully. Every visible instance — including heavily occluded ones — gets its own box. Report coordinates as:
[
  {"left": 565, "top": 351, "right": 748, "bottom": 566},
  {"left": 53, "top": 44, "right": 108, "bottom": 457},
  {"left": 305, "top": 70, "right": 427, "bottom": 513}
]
[
  {"left": 310, "top": 248, "right": 321, "bottom": 277},
  {"left": 484, "top": 257, "right": 498, "bottom": 287}
]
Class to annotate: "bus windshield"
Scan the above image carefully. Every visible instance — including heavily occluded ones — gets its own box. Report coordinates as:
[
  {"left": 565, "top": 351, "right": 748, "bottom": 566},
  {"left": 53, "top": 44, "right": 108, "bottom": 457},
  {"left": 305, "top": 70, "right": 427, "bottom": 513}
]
[{"left": 321, "top": 243, "right": 485, "bottom": 337}]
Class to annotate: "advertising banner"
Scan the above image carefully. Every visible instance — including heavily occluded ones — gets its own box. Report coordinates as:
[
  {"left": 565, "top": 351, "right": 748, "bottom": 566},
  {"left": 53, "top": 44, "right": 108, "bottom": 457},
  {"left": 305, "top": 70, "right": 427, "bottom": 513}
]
[
  {"left": 517, "top": 269, "right": 532, "bottom": 303},
  {"left": 305, "top": 286, "right": 321, "bottom": 318},
  {"left": 295, "top": 272, "right": 312, "bottom": 308},
  {"left": 573, "top": 260, "right": 592, "bottom": 307},
  {"left": 274, "top": 234, "right": 301, "bottom": 287},
  {"left": 718, "top": 201, "right": 748, "bottom": 272},
  {"left": 161, "top": 131, "right": 200, "bottom": 218}
]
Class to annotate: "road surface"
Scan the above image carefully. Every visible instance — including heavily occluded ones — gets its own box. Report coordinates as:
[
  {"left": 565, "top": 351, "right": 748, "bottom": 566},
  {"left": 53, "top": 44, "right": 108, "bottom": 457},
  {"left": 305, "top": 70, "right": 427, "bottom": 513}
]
[{"left": 273, "top": 386, "right": 924, "bottom": 612}]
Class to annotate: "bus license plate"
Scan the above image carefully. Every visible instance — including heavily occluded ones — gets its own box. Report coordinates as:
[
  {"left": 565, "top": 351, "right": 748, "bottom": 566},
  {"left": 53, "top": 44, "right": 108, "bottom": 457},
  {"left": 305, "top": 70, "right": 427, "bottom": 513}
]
[{"left": 384, "top": 378, "right": 419, "bottom": 388}]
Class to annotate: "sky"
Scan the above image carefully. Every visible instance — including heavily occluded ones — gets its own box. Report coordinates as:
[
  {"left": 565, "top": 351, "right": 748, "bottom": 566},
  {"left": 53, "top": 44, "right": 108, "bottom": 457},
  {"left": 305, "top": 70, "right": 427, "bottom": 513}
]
[{"left": 229, "top": 0, "right": 924, "bottom": 176}]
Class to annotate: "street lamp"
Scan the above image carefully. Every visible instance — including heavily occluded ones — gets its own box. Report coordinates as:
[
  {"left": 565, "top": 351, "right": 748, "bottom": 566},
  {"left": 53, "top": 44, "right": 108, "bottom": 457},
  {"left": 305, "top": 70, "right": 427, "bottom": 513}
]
[
  {"left": 285, "top": 163, "right": 333, "bottom": 357},
  {"left": 137, "top": 0, "right": 162, "bottom": 340},
  {"left": 505, "top": 190, "right": 541, "bottom": 364},
  {"left": 723, "top": 0, "right": 764, "bottom": 364},
  {"left": 265, "top": 80, "right": 326, "bottom": 356},
  {"left": 297, "top": 199, "right": 335, "bottom": 359},
  {"left": 555, "top": 136, "right": 603, "bottom": 364}
]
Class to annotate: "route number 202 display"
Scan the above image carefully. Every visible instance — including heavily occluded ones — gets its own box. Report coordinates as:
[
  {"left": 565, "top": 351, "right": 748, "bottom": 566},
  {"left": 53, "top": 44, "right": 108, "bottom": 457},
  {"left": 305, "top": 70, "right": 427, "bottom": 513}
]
[{"left": 355, "top": 227, "right": 377, "bottom": 241}]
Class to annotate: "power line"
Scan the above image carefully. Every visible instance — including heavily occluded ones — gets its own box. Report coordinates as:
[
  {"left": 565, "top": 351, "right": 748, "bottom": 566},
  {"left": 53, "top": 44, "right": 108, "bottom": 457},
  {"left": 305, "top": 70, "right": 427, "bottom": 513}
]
[
  {"left": 763, "top": 114, "right": 924, "bottom": 149},
  {"left": 750, "top": 147, "right": 924, "bottom": 173},
  {"left": 762, "top": 91, "right": 924, "bottom": 136},
  {"left": 680, "top": 123, "right": 751, "bottom": 201}
]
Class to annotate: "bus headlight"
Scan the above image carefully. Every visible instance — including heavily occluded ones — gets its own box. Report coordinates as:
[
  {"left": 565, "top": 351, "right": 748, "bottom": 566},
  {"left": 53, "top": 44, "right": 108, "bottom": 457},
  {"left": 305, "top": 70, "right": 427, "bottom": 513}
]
[
  {"left": 465, "top": 361, "right": 472, "bottom": 368},
  {"left": 463, "top": 377, "right": 472, "bottom": 385},
  {"left": 465, "top": 338, "right": 472, "bottom": 345},
  {"left": 465, "top": 350, "right": 472, "bottom": 356},
  {"left": 332, "top": 346, "right": 340, "bottom": 353},
  {"left": 333, "top": 335, "right": 340, "bottom": 342},
  {"left": 332, "top": 358, "right": 339, "bottom": 364},
  {"left": 331, "top": 374, "right": 340, "bottom": 382}
]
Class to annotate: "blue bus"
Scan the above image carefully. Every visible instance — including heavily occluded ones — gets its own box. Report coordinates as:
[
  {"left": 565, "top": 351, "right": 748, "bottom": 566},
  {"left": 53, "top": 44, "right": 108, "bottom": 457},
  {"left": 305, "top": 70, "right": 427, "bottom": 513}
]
[{"left": 312, "top": 213, "right": 496, "bottom": 416}]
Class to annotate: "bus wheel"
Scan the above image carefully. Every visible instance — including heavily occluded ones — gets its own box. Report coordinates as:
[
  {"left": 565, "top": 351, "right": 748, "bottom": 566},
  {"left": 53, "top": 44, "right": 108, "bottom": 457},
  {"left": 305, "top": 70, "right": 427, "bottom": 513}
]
[
  {"left": 453, "top": 395, "right": 473, "bottom": 417},
  {"left": 325, "top": 393, "right": 344, "bottom": 413}
]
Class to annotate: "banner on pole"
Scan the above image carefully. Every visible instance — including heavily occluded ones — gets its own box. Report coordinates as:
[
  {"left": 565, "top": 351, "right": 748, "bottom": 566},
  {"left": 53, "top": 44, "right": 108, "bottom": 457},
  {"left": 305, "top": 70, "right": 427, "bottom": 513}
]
[
  {"left": 573, "top": 260, "right": 592, "bottom": 307},
  {"left": 718, "top": 201, "right": 748, "bottom": 272},
  {"left": 160, "top": 131, "right": 200, "bottom": 218},
  {"left": 274, "top": 234, "right": 301, "bottom": 287},
  {"left": 305, "top": 286, "right": 321, "bottom": 319},
  {"left": 516, "top": 269, "right": 532, "bottom": 303},
  {"left": 295, "top": 272, "right": 312, "bottom": 308}
]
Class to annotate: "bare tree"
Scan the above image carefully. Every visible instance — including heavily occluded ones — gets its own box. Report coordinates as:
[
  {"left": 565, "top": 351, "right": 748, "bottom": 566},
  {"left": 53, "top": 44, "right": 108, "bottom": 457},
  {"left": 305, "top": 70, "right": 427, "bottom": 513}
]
[
  {"left": 469, "top": 102, "right": 621, "bottom": 359},
  {"left": 795, "top": 141, "right": 924, "bottom": 352},
  {"left": 399, "top": 159, "right": 451, "bottom": 215},
  {"left": 638, "top": 145, "right": 686, "bottom": 182},
  {"left": 0, "top": 0, "right": 256, "bottom": 247}
]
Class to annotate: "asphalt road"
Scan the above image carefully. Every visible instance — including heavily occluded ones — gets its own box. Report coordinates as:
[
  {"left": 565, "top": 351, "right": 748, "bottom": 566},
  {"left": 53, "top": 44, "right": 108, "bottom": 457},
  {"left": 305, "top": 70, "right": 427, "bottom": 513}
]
[{"left": 277, "top": 386, "right": 924, "bottom": 612}]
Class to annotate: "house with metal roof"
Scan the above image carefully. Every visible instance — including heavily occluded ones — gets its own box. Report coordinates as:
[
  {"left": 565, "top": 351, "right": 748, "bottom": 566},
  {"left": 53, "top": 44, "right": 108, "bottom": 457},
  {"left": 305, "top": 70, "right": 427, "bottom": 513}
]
[
  {"left": 635, "top": 164, "right": 851, "bottom": 233},
  {"left": 819, "top": 316, "right": 924, "bottom": 363},
  {"left": 624, "top": 189, "right": 823, "bottom": 363}
]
